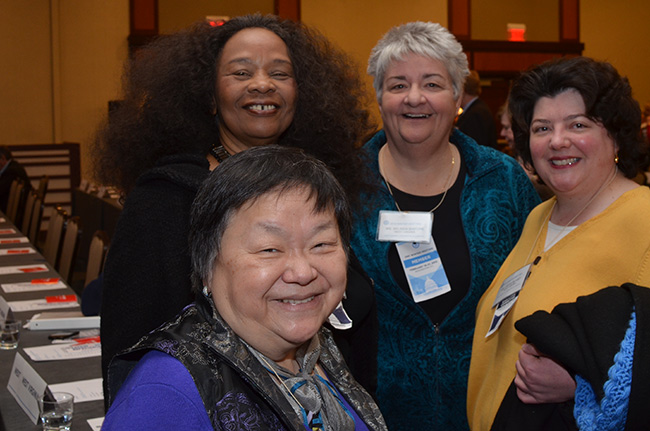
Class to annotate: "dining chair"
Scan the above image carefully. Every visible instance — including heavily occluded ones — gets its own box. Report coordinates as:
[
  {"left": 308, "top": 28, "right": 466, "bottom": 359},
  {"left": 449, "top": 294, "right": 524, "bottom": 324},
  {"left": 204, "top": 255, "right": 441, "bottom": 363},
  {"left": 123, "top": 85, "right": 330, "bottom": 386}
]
[
  {"left": 20, "top": 190, "right": 37, "bottom": 235},
  {"left": 57, "top": 216, "right": 82, "bottom": 283},
  {"left": 5, "top": 178, "right": 19, "bottom": 213},
  {"left": 6, "top": 178, "right": 24, "bottom": 222},
  {"left": 27, "top": 194, "right": 44, "bottom": 244},
  {"left": 42, "top": 206, "right": 67, "bottom": 268},
  {"left": 36, "top": 175, "right": 49, "bottom": 200},
  {"left": 84, "top": 230, "right": 110, "bottom": 287}
]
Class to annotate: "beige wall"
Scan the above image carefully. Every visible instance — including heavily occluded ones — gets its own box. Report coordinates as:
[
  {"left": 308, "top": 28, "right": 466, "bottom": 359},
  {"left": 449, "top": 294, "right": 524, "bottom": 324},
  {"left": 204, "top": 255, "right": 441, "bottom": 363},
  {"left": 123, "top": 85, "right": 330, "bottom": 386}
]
[
  {"left": 0, "top": 0, "right": 128, "bottom": 180},
  {"left": 0, "top": 1, "right": 54, "bottom": 144},
  {"left": 56, "top": 0, "right": 129, "bottom": 179},
  {"left": 2, "top": 0, "right": 650, "bottom": 183},
  {"left": 582, "top": 0, "right": 650, "bottom": 109},
  {"left": 302, "top": 0, "right": 448, "bottom": 127}
]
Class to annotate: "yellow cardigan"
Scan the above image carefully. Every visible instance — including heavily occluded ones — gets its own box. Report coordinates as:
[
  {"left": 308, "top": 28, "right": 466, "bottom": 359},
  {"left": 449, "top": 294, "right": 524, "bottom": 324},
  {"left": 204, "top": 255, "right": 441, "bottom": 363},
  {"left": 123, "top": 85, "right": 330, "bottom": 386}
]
[{"left": 467, "top": 186, "right": 650, "bottom": 431}]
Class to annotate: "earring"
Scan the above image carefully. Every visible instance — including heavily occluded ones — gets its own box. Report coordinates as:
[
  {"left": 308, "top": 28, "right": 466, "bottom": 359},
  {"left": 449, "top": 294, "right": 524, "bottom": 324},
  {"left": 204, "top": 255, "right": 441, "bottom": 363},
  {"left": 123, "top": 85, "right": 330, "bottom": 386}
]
[
  {"left": 202, "top": 286, "right": 212, "bottom": 297},
  {"left": 615, "top": 153, "right": 619, "bottom": 164}
]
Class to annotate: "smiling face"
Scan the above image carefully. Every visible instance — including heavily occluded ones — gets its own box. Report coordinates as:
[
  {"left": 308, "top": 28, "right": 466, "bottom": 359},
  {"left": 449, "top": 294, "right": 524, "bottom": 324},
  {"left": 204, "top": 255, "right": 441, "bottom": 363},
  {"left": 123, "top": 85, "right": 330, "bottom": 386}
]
[
  {"left": 529, "top": 89, "right": 618, "bottom": 199},
  {"left": 208, "top": 187, "right": 347, "bottom": 363},
  {"left": 216, "top": 28, "right": 298, "bottom": 152},
  {"left": 379, "top": 53, "right": 461, "bottom": 151}
]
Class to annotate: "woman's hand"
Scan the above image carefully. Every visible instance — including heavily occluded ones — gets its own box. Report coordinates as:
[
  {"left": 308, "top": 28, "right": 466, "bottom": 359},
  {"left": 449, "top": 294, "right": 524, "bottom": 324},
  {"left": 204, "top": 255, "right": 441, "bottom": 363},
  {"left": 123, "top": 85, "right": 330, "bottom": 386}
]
[{"left": 514, "top": 343, "right": 576, "bottom": 404}]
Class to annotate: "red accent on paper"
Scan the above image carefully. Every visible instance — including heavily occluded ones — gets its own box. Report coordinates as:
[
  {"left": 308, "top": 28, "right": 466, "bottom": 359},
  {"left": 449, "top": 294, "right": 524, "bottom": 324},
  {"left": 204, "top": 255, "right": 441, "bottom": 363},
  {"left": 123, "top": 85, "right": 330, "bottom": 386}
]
[
  {"left": 19, "top": 266, "right": 48, "bottom": 273},
  {"left": 74, "top": 336, "right": 101, "bottom": 344},
  {"left": 31, "top": 278, "right": 60, "bottom": 284},
  {"left": 0, "top": 230, "right": 14, "bottom": 234},
  {"left": 45, "top": 294, "right": 77, "bottom": 303},
  {"left": 7, "top": 249, "right": 30, "bottom": 254},
  {"left": 0, "top": 239, "right": 21, "bottom": 244}
]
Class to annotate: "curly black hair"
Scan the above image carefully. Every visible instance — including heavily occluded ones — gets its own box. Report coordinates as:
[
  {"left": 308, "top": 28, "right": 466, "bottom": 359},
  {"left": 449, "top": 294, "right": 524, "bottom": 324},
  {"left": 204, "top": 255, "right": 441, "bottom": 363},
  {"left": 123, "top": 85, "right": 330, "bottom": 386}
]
[
  {"left": 92, "top": 14, "right": 375, "bottom": 206},
  {"left": 509, "top": 56, "right": 647, "bottom": 179}
]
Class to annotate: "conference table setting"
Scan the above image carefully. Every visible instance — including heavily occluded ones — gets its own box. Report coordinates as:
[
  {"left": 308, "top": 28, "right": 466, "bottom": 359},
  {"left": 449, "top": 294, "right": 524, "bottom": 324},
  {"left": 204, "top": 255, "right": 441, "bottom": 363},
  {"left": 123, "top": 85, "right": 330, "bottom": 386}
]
[{"left": 0, "top": 213, "right": 105, "bottom": 430}]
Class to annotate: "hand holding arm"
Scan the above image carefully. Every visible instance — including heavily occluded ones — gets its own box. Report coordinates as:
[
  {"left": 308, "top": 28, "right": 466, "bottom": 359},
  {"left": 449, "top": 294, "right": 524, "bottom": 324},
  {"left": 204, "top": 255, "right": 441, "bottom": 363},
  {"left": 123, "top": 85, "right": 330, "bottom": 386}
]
[{"left": 514, "top": 343, "right": 576, "bottom": 404}]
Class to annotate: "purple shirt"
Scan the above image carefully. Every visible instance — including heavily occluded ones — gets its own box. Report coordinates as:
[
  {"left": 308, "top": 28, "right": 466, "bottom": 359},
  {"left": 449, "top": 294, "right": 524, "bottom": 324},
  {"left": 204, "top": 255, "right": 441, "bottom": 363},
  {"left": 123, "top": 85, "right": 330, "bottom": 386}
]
[{"left": 103, "top": 350, "right": 370, "bottom": 431}]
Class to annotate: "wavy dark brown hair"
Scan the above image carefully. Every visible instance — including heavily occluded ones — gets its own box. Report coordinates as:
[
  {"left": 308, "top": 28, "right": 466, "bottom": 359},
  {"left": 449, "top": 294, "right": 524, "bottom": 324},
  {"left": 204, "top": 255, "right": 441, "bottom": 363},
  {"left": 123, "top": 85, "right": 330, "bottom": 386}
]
[
  {"left": 509, "top": 56, "right": 647, "bottom": 178},
  {"left": 92, "top": 14, "right": 375, "bottom": 207}
]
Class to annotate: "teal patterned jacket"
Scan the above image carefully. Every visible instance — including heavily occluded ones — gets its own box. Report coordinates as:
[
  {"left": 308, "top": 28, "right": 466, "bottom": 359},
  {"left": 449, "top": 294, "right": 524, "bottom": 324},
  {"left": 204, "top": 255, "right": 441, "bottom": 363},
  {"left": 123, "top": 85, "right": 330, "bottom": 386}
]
[{"left": 351, "top": 129, "right": 540, "bottom": 431}]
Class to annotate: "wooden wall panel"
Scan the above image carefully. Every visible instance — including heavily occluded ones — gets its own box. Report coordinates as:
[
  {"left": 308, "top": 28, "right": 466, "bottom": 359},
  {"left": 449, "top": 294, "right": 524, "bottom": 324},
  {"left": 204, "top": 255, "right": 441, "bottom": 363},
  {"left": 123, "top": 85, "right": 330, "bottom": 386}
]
[
  {"left": 448, "top": 0, "right": 471, "bottom": 40},
  {"left": 275, "top": 0, "right": 300, "bottom": 21},
  {"left": 560, "top": 0, "right": 579, "bottom": 41}
]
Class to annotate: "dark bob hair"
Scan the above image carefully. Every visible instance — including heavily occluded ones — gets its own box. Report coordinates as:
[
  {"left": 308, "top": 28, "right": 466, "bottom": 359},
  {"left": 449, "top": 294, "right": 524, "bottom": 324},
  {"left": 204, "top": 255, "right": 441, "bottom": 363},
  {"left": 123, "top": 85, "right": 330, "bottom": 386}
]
[
  {"left": 509, "top": 56, "right": 647, "bottom": 178},
  {"left": 189, "top": 145, "right": 351, "bottom": 290}
]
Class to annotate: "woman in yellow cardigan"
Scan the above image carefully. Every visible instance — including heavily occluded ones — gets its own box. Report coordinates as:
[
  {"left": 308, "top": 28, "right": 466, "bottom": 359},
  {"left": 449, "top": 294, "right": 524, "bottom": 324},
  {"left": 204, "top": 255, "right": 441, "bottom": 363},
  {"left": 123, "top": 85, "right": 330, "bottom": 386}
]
[{"left": 467, "top": 56, "right": 650, "bottom": 430}]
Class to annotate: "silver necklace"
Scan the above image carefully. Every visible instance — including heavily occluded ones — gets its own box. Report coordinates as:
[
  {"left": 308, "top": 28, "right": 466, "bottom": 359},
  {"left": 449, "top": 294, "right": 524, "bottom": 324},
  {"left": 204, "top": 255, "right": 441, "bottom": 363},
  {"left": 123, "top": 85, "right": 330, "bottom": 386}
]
[
  {"left": 526, "top": 166, "right": 619, "bottom": 261},
  {"left": 378, "top": 144, "right": 456, "bottom": 213}
]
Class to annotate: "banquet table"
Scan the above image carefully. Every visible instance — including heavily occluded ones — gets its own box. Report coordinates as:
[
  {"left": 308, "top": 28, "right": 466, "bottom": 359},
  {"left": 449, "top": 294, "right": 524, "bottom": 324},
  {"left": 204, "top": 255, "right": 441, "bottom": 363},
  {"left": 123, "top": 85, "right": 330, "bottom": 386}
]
[{"left": 0, "top": 214, "right": 104, "bottom": 430}]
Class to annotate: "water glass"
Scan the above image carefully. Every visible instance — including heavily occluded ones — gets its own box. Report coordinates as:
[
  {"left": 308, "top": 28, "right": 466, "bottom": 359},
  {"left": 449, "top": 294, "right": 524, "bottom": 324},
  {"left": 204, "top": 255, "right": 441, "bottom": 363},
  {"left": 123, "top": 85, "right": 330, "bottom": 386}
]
[
  {"left": 39, "top": 392, "right": 74, "bottom": 431},
  {"left": 0, "top": 320, "right": 21, "bottom": 349}
]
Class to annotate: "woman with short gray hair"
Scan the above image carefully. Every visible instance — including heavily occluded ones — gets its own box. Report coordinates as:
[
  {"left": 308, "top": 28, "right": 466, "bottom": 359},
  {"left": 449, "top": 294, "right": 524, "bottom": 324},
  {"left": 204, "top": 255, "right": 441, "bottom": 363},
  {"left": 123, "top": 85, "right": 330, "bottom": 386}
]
[{"left": 351, "top": 21, "right": 540, "bottom": 430}]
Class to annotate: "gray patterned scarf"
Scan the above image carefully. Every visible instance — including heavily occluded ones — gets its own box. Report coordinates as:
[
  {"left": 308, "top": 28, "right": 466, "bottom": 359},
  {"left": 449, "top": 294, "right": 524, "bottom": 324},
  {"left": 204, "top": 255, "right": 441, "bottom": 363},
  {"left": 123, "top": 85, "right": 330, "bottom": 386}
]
[{"left": 246, "top": 337, "right": 355, "bottom": 431}]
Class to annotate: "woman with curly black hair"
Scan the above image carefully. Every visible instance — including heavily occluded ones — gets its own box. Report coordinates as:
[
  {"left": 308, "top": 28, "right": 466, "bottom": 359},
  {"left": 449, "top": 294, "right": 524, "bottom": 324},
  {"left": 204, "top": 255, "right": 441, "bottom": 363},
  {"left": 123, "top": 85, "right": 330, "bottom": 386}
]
[{"left": 94, "top": 14, "right": 376, "bottom": 407}]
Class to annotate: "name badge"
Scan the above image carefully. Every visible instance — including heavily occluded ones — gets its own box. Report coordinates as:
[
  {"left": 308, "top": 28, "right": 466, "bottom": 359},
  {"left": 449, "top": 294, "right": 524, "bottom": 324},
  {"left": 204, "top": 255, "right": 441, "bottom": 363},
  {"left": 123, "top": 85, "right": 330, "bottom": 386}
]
[
  {"left": 327, "top": 301, "right": 353, "bottom": 330},
  {"left": 376, "top": 211, "right": 433, "bottom": 243},
  {"left": 396, "top": 237, "right": 451, "bottom": 303},
  {"left": 485, "top": 264, "right": 531, "bottom": 337}
]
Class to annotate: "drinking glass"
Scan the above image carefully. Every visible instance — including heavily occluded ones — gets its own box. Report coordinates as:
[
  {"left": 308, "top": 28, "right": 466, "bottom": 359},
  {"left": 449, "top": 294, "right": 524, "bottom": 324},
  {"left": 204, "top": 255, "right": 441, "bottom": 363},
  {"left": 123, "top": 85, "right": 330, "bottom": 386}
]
[
  {"left": 0, "top": 320, "right": 21, "bottom": 349},
  {"left": 39, "top": 391, "right": 74, "bottom": 431}
]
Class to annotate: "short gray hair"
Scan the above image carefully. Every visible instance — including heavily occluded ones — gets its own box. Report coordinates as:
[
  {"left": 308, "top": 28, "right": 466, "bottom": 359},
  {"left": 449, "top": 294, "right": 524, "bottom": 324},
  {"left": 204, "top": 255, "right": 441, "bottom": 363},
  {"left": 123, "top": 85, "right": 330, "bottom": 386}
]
[{"left": 367, "top": 21, "right": 469, "bottom": 101}]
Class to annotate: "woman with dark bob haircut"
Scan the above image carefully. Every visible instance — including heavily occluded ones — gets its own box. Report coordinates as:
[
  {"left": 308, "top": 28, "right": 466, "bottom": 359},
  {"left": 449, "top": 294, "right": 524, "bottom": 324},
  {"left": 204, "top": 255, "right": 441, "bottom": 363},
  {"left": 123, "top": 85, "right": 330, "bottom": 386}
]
[
  {"left": 94, "top": 14, "right": 376, "bottom": 406},
  {"left": 510, "top": 56, "right": 647, "bottom": 180},
  {"left": 468, "top": 56, "right": 650, "bottom": 430},
  {"left": 103, "top": 146, "right": 387, "bottom": 431}
]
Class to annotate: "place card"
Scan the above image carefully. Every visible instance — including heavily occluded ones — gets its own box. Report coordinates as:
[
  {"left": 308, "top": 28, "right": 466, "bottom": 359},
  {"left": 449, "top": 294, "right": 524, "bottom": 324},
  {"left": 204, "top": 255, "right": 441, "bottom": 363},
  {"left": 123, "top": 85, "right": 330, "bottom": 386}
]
[
  {"left": 0, "top": 295, "right": 11, "bottom": 324},
  {"left": 8, "top": 297, "right": 79, "bottom": 313},
  {"left": 88, "top": 417, "right": 104, "bottom": 430},
  {"left": 0, "top": 264, "right": 49, "bottom": 275},
  {"left": 0, "top": 247, "right": 36, "bottom": 256},
  {"left": 0, "top": 228, "right": 17, "bottom": 235},
  {"left": 7, "top": 353, "right": 48, "bottom": 424},
  {"left": 0, "top": 237, "right": 29, "bottom": 244},
  {"left": 2, "top": 279, "right": 67, "bottom": 293}
]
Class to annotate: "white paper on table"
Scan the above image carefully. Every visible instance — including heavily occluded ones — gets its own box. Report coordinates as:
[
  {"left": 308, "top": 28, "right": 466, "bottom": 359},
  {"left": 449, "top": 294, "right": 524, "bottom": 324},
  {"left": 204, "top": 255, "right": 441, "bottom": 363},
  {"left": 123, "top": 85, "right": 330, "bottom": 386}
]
[
  {"left": 2, "top": 280, "right": 67, "bottom": 293},
  {"left": 49, "top": 378, "right": 103, "bottom": 403},
  {"left": 6, "top": 353, "right": 48, "bottom": 424},
  {"left": 0, "top": 228, "right": 17, "bottom": 235},
  {"left": 23, "top": 341, "right": 101, "bottom": 361},
  {"left": 0, "top": 237, "right": 29, "bottom": 244},
  {"left": 0, "top": 247, "right": 36, "bottom": 256},
  {"left": 87, "top": 417, "right": 104, "bottom": 430},
  {"left": 51, "top": 329, "right": 100, "bottom": 343},
  {"left": 8, "top": 298, "right": 79, "bottom": 313},
  {"left": 0, "top": 217, "right": 5, "bottom": 222},
  {"left": 0, "top": 264, "right": 49, "bottom": 275}
]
